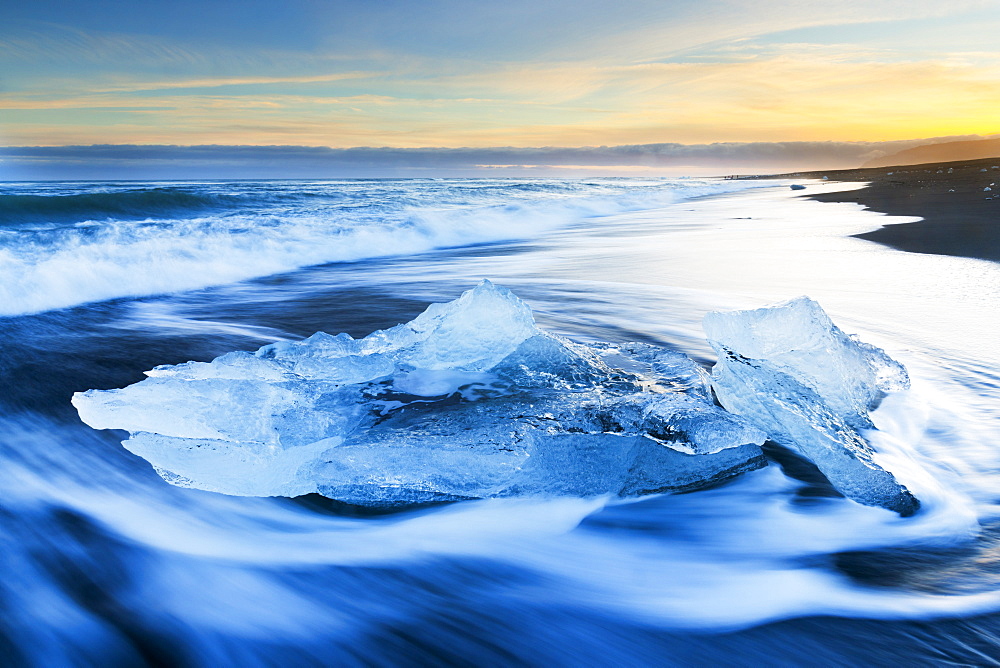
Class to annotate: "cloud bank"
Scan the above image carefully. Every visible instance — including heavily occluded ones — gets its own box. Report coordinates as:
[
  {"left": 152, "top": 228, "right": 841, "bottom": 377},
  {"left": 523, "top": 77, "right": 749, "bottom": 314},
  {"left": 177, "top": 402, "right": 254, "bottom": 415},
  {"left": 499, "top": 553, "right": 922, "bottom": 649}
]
[{"left": 0, "top": 137, "right": 990, "bottom": 180}]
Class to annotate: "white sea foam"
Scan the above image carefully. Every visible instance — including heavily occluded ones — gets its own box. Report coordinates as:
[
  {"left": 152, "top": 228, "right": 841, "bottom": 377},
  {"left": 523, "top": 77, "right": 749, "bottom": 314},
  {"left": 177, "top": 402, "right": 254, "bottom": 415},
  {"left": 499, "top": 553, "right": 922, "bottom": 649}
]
[{"left": 0, "top": 178, "right": 770, "bottom": 316}]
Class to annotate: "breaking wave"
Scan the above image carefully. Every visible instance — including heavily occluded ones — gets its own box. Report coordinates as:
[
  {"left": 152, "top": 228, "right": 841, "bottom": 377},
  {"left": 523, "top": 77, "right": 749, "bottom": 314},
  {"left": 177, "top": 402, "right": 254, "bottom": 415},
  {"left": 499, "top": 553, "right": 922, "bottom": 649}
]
[{"left": 0, "top": 188, "right": 231, "bottom": 224}]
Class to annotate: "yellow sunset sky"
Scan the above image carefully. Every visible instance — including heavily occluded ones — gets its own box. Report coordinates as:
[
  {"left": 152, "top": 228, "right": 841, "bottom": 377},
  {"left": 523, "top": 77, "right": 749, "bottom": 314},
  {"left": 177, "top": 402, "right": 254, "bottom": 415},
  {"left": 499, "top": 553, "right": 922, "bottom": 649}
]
[{"left": 2, "top": 0, "right": 998, "bottom": 148}]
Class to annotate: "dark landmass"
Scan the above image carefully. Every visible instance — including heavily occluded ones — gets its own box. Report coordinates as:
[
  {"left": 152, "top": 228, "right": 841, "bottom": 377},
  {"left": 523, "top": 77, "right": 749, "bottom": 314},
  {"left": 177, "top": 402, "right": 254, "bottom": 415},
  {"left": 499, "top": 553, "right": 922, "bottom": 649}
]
[
  {"left": 862, "top": 137, "right": 1000, "bottom": 168},
  {"left": 779, "top": 157, "right": 1000, "bottom": 263}
]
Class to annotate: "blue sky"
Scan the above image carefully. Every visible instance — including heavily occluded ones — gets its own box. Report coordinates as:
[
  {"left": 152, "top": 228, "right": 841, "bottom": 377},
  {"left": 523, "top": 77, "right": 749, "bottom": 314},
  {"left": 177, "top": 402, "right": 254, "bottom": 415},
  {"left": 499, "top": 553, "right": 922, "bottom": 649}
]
[{"left": 1, "top": 0, "right": 999, "bottom": 175}]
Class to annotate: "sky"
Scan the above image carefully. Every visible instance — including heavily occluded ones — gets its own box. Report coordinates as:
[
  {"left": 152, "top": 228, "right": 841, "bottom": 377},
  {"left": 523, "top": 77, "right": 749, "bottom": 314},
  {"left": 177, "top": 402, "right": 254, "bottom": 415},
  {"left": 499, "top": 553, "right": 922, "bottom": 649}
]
[{"left": 2, "top": 0, "right": 999, "bottom": 177}]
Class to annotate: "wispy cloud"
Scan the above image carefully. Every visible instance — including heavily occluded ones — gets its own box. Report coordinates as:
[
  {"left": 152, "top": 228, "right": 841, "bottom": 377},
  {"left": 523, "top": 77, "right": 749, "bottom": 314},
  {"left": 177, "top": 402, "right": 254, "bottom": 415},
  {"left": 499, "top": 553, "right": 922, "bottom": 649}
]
[{"left": 91, "top": 72, "right": 379, "bottom": 94}]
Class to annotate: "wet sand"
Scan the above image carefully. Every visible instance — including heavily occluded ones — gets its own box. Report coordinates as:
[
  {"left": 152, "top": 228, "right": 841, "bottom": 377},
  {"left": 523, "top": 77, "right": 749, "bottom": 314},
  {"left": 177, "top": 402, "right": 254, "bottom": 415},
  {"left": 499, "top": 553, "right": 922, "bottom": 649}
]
[{"left": 786, "top": 157, "right": 1000, "bottom": 263}]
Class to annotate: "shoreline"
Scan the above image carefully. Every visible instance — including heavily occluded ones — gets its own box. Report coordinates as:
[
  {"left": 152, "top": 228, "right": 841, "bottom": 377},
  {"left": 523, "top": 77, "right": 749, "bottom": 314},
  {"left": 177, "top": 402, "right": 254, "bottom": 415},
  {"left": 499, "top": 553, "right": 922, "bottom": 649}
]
[{"left": 775, "top": 157, "right": 1000, "bottom": 263}]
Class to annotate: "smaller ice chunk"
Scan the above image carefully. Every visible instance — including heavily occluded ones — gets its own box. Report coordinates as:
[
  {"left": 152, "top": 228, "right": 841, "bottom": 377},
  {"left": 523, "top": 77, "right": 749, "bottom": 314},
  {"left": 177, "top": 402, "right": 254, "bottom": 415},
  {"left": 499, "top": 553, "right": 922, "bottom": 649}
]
[
  {"left": 74, "top": 281, "right": 768, "bottom": 506},
  {"left": 704, "top": 296, "right": 908, "bottom": 431},
  {"left": 704, "top": 297, "right": 919, "bottom": 516}
]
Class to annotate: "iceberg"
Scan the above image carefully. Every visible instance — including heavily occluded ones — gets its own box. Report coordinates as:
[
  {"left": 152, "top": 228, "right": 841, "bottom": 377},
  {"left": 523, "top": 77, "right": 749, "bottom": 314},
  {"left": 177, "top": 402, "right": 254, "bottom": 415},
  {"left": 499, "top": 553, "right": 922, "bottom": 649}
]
[
  {"left": 703, "top": 297, "right": 919, "bottom": 516},
  {"left": 74, "top": 281, "right": 768, "bottom": 505}
]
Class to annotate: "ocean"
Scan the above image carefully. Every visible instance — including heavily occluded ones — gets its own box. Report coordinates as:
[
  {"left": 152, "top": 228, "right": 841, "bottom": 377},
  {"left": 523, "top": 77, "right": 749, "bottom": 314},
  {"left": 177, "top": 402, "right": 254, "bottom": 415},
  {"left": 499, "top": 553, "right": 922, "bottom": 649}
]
[{"left": 2, "top": 177, "right": 1000, "bottom": 665}]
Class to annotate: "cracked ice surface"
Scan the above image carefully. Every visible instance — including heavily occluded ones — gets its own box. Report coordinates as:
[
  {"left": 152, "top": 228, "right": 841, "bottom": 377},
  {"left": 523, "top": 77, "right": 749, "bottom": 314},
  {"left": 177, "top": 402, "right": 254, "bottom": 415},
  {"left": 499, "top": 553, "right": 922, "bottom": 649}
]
[
  {"left": 73, "top": 281, "right": 768, "bottom": 506},
  {"left": 704, "top": 296, "right": 920, "bottom": 516}
]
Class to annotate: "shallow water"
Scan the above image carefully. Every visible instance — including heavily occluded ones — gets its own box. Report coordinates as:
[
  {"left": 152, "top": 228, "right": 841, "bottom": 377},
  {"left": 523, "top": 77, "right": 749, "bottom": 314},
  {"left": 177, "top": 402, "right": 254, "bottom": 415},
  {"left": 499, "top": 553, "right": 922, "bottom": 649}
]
[{"left": 2, "top": 178, "right": 1000, "bottom": 665}]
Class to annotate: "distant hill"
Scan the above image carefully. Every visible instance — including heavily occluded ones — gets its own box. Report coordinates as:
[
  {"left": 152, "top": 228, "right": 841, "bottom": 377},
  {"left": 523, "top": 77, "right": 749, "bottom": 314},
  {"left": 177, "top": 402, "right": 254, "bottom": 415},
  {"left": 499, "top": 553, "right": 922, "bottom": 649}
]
[{"left": 863, "top": 137, "right": 1000, "bottom": 168}]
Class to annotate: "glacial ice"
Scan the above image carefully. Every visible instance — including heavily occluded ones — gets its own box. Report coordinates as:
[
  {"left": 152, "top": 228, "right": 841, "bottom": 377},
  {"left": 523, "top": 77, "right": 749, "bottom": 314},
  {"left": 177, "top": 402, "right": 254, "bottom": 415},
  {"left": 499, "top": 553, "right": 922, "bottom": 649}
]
[
  {"left": 73, "top": 281, "right": 769, "bottom": 505},
  {"left": 703, "top": 297, "right": 920, "bottom": 516}
]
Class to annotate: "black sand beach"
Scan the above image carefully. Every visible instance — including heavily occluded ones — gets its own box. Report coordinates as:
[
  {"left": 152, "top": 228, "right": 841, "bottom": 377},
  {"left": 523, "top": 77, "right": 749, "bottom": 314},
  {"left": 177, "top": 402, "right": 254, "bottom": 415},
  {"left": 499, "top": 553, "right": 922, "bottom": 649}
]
[{"left": 788, "top": 157, "right": 1000, "bottom": 263}]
